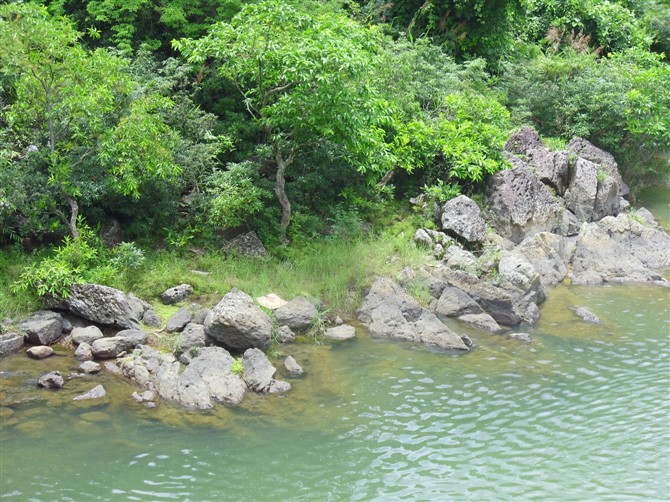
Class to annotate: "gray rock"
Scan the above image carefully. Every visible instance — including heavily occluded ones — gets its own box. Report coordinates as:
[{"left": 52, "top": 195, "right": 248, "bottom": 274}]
[
  {"left": 101, "top": 219, "right": 123, "bottom": 248},
  {"left": 509, "top": 333, "right": 533, "bottom": 342},
  {"left": 357, "top": 278, "right": 469, "bottom": 351},
  {"left": 71, "top": 326, "right": 104, "bottom": 345},
  {"left": 513, "top": 233, "right": 569, "bottom": 286},
  {"left": 634, "top": 207, "right": 658, "bottom": 227},
  {"left": 46, "top": 284, "right": 140, "bottom": 330},
  {"left": 485, "top": 165, "right": 563, "bottom": 244},
  {"left": 0, "top": 333, "right": 23, "bottom": 355},
  {"left": 324, "top": 325, "right": 356, "bottom": 341},
  {"left": 91, "top": 337, "right": 136, "bottom": 359},
  {"left": 221, "top": 231, "right": 269, "bottom": 258},
  {"left": 115, "top": 329, "right": 148, "bottom": 346},
  {"left": 37, "top": 371, "right": 64, "bottom": 389},
  {"left": 444, "top": 246, "right": 479, "bottom": 274},
  {"left": 440, "top": 195, "right": 486, "bottom": 243},
  {"left": 458, "top": 313, "right": 502, "bottom": 333},
  {"left": 497, "top": 252, "right": 546, "bottom": 306},
  {"left": 191, "top": 306, "right": 210, "bottom": 325},
  {"left": 504, "top": 126, "right": 544, "bottom": 154},
  {"left": 126, "top": 293, "right": 150, "bottom": 321},
  {"left": 284, "top": 356, "right": 304, "bottom": 376},
  {"left": 414, "top": 228, "right": 433, "bottom": 247},
  {"left": 61, "top": 317, "right": 73, "bottom": 334},
  {"left": 131, "top": 390, "right": 156, "bottom": 403},
  {"left": 242, "top": 348, "right": 277, "bottom": 392},
  {"left": 268, "top": 380, "right": 291, "bottom": 394},
  {"left": 160, "top": 284, "right": 194, "bottom": 305},
  {"left": 567, "top": 137, "right": 628, "bottom": 197},
  {"left": 166, "top": 307, "right": 193, "bottom": 333},
  {"left": 563, "top": 158, "right": 620, "bottom": 221},
  {"left": 205, "top": 289, "right": 273, "bottom": 351},
  {"left": 274, "top": 296, "right": 319, "bottom": 331},
  {"left": 20, "top": 311, "right": 63, "bottom": 346},
  {"left": 179, "top": 323, "right": 206, "bottom": 353},
  {"left": 27, "top": 345, "right": 54, "bottom": 359},
  {"left": 183, "top": 347, "right": 247, "bottom": 406},
  {"left": 74, "top": 342, "right": 93, "bottom": 361},
  {"left": 73, "top": 385, "right": 106, "bottom": 401},
  {"left": 276, "top": 325, "right": 296, "bottom": 344},
  {"left": 142, "top": 309, "right": 162, "bottom": 328},
  {"left": 79, "top": 361, "right": 101, "bottom": 374},
  {"left": 432, "top": 286, "right": 482, "bottom": 318},
  {"left": 574, "top": 307, "right": 601, "bottom": 324},
  {"left": 103, "top": 361, "right": 122, "bottom": 375},
  {"left": 526, "top": 147, "right": 570, "bottom": 195}
]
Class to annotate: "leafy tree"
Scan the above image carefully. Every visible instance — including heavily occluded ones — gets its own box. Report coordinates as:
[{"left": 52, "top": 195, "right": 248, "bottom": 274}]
[
  {"left": 0, "top": 4, "right": 181, "bottom": 239},
  {"left": 175, "top": 0, "right": 393, "bottom": 242}
]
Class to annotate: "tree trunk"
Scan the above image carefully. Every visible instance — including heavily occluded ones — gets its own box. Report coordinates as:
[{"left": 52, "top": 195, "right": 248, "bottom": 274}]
[
  {"left": 65, "top": 195, "right": 79, "bottom": 240},
  {"left": 273, "top": 144, "right": 293, "bottom": 244}
]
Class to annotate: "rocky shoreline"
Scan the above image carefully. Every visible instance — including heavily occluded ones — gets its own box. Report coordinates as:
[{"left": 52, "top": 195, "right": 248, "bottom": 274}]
[{"left": 1, "top": 127, "right": 668, "bottom": 412}]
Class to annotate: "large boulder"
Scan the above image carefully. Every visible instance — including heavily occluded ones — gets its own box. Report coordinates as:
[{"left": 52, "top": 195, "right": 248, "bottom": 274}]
[
  {"left": 567, "top": 137, "right": 628, "bottom": 197},
  {"left": 440, "top": 195, "right": 486, "bottom": 243},
  {"left": 357, "top": 279, "right": 469, "bottom": 351},
  {"left": 71, "top": 326, "right": 104, "bottom": 345},
  {"left": 204, "top": 289, "right": 272, "bottom": 351},
  {"left": 0, "top": 332, "right": 24, "bottom": 355},
  {"left": 274, "top": 296, "right": 318, "bottom": 331},
  {"left": 526, "top": 148, "right": 570, "bottom": 195},
  {"left": 221, "top": 231, "right": 269, "bottom": 258},
  {"left": 20, "top": 311, "right": 63, "bottom": 345},
  {"left": 178, "top": 323, "right": 206, "bottom": 354},
  {"left": 485, "top": 165, "right": 564, "bottom": 243},
  {"left": 497, "top": 252, "right": 546, "bottom": 307},
  {"left": 512, "top": 233, "right": 569, "bottom": 286},
  {"left": 47, "top": 284, "right": 140, "bottom": 330},
  {"left": 504, "top": 126, "right": 544, "bottom": 154},
  {"left": 563, "top": 157, "right": 620, "bottom": 222},
  {"left": 90, "top": 336, "right": 136, "bottom": 359}
]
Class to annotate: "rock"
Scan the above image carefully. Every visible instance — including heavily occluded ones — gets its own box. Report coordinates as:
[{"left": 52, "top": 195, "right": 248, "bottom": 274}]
[
  {"left": 443, "top": 246, "right": 479, "bottom": 274},
  {"left": 179, "top": 323, "right": 206, "bottom": 353},
  {"left": 142, "top": 309, "right": 162, "bottom": 328},
  {"left": 91, "top": 337, "right": 136, "bottom": 359},
  {"left": 79, "top": 361, "right": 101, "bottom": 374},
  {"left": 73, "top": 385, "right": 106, "bottom": 401},
  {"left": 357, "top": 278, "right": 469, "bottom": 351},
  {"left": 276, "top": 325, "right": 296, "bottom": 344},
  {"left": 571, "top": 222, "right": 661, "bottom": 285},
  {"left": 497, "top": 252, "right": 546, "bottom": 306},
  {"left": 574, "top": 307, "right": 601, "bottom": 324},
  {"left": 61, "top": 317, "right": 73, "bottom": 334},
  {"left": 485, "top": 165, "right": 564, "bottom": 243},
  {"left": 205, "top": 289, "right": 273, "bottom": 351},
  {"left": 126, "top": 293, "right": 150, "bottom": 321},
  {"left": 526, "top": 147, "right": 570, "bottom": 195},
  {"left": 324, "top": 325, "right": 356, "bottom": 341},
  {"left": 432, "top": 286, "right": 482, "bottom": 318},
  {"left": 0, "top": 333, "right": 23, "bottom": 355},
  {"left": 131, "top": 390, "right": 156, "bottom": 403},
  {"left": 46, "top": 284, "right": 141, "bottom": 330},
  {"left": 457, "top": 313, "right": 502, "bottom": 333},
  {"left": 20, "top": 310, "right": 63, "bottom": 346},
  {"left": 414, "top": 228, "right": 433, "bottom": 247},
  {"left": 504, "top": 126, "right": 544, "bottom": 154},
  {"left": 27, "top": 346, "right": 54, "bottom": 359},
  {"left": 268, "top": 380, "right": 291, "bottom": 394},
  {"left": 440, "top": 195, "right": 486, "bottom": 243},
  {"left": 634, "top": 207, "right": 658, "bottom": 227},
  {"left": 71, "top": 326, "right": 104, "bottom": 345},
  {"left": 182, "top": 347, "right": 247, "bottom": 406},
  {"left": 74, "top": 342, "right": 93, "bottom": 361},
  {"left": 274, "top": 296, "right": 318, "bottom": 332},
  {"left": 284, "top": 356, "right": 304, "bottom": 376},
  {"left": 37, "top": 371, "right": 64, "bottom": 389},
  {"left": 190, "top": 306, "right": 210, "bottom": 326},
  {"left": 509, "top": 333, "right": 533, "bottom": 342},
  {"left": 103, "top": 361, "right": 122, "bottom": 375},
  {"left": 563, "top": 158, "right": 620, "bottom": 221},
  {"left": 512, "top": 233, "right": 569, "bottom": 286},
  {"left": 221, "top": 231, "right": 269, "bottom": 258},
  {"left": 115, "top": 329, "right": 148, "bottom": 346},
  {"left": 567, "top": 137, "right": 628, "bottom": 197},
  {"left": 256, "top": 293, "right": 288, "bottom": 310},
  {"left": 242, "top": 348, "right": 277, "bottom": 392},
  {"left": 160, "top": 284, "right": 194, "bottom": 305},
  {"left": 166, "top": 308, "right": 193, "bottom": 333}
]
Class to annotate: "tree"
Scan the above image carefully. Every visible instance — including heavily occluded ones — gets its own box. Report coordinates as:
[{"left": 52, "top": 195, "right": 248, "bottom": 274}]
[
  {"left": 174, "top": 0, "right": 393, "bottom": 242},
  {"left": 0, "top": 4, "right": 181, "bottom": 239}
]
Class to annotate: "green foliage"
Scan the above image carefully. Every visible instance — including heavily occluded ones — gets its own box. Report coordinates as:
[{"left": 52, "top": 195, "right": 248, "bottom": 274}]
[
  {"left": 111, "top": 242, "right": 146, "bottom": 274},
  {"left": 231, "top": 357, "right": 244, "bottom": 375},
  {"left": 423, "top": 180, "right": 462, "bottom": 205}
]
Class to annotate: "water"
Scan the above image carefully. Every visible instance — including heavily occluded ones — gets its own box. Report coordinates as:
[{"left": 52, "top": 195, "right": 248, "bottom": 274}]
[{"left": 1, "top": 282, "right": 669, "bottom": 501}]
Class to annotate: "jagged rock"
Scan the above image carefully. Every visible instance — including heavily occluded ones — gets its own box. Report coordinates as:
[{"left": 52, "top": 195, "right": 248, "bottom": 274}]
[
  {"left": 91, "top": 336, "right": 136, "bottom": 359},
  {"left": 160, "top": 284, "right": 194, "bottom": 305},
  {"left": 71, "top": 326, "right": 104, "bottom": 345},
  {"left": 103, "top": 361, "right": 122, "bottom": 375},
  {"left": 504, "top": 126, "right": 544, "bottom": 154},
  {"left": 27, "top": 346, "right": 54, "bottom": 359},
  {"left": 142, "top": 309, "right": 162, "bottom": 328},
  {"left": 274, "top": 297, "right": 318, "bottom": 331},
  {"left": 497, "top": 252, "right": 546, "bottom": 307},
  {"left": 179, "top": 323, "right": 206, "bottom": 353},
  {"left": 37, "top": 371, "right": 64, "bottom": 389},
  {"left": 284, "top": 356, "right": 304, "bottom": 376},
  {"left": 0, "top": 333, "right": 23, "bottom": 355},
  {"left": 73, "top": 385, "right": 106, "bottom": 401},
  {"left": 20, "top": 311, "right": 63, "bottom": 346},
  {"left": 276, "top": 325, "right": 296, "bottom": 344},
  {"left": 166, "top": 307, "right": 193, "bottom": 333},
  {"left": 126, "top": 293, "right": 151, "bottom": 321},
  {"left": 440, "top": 195, "right": 486, "bottom": 243},
  {"left": 563, "top": 158, "right": 620, "bottom": 221},
  {"left": 526, "top": 148, "right": 570, "bottom": 195},
  {"left": 256, "top": 294, "right": 288, "bottom": 310},
  {"left": 509, "top": 333, "right": 533, "bottom": 342},
  {"left": 485, "top": 165, "right": 564, "bottom": 244},
  {"left": 79, "top": 361, "right": 101, "bottom": 374},
  {"left": 513, "top": 233, "right": 570, "bottom": 286},
  {"left": 221, "top": 231, "right": 268, "bottom": 258},
  {"left": 567, "top": 137, "right": 628, "bottom": 197},
  {"left": 357, "top": 278, "right": 469, "bottom": 351},
  {"left": 74, "top": 342, "right": 93, "bottom": 361},
  {"left": 242, "top": 348, "right": 276, "bottom": 392},
  {"left": 324, "top": 325, "right": 356, "bottom": 341},
  {"left": 205, "top": 289, "right": 273, "bottom": 351},
  {"left": 47, "top": 284, "right": 140, "bottom": 330},
  {"left": 573, "top": 307, "right": 601, "bottom": 324},
  {"left": 458, "top": 313, "right": 502, "bottom": 333}
]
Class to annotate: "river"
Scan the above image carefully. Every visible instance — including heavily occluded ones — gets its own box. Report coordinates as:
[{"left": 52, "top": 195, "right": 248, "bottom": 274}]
[{"left": 1, "top": 192, "right": 669, "bottom": 501}]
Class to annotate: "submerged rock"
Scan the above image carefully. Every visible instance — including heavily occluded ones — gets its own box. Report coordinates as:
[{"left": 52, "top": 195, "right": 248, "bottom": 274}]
[
  {"left": 284, "top": 356, "right": 304, "bottom": 376},
  {"left": 324, "top": 325, "right": 356, "bottom": 341},
  {"left": 73, "top": 385, "right": 106, "bottom": 401},
  {"left": 37, "top": 371, "right": 64, "bottom": 389},
  {"left": 573, "top": 307, "right": 601, "bottom": 324}
]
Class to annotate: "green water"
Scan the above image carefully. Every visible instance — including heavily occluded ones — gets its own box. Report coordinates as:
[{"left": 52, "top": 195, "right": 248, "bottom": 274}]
[{"left": 1, "top": 282, "right": 669, "bottom": 501}]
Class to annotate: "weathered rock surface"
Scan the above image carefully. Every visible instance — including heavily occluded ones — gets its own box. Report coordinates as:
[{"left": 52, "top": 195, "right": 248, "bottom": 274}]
[
  {"left": 221, "top": 231, "right": 269, "bottom": 258},
  {"left": 205, "top": 289, "right": 273, "bottom": 350},
  {"left": 179, "top": 323, "right": 206, "bottom": 353},
  {"left": 0, "top": 333, "right": 23, "bottom": 355},
  {"left": 276, "top": 325, "right": 296, "bottom": 344},
  {"left": 358, "top": 278, "right": 469, "bottom": 351},
  {"left": 443, "top": 247, "right": 479, "bottom": 274},
  {"left": 166, "top": 307, "right": 193, "bottom": 333},
  {"left": 497, "top": 252, "right": 546, "bottom": 307},
  {"left": 71, "top": 326, "right": 104, "bottom": 345},
  {"left": 284, "top": 356, "right": 304, "bottom": 376},
  {"left": 324, "top": 325, "right": 356, "bottom": 341},
  {"left": 440, "top": 195, "right": 486, "bottom": 243},
  {"left": 91, "top": 336, "right": 136, "bottom": 359},
  {"left": 274, "top": 297, "right": 318, "bottom": 331},
  {"left": 513, "top": 233, "right": 569, "bottom": 286},
  {"left": 504, "top": 126, "right": 543, "bottom": 154},
  {"left": 563, "top": 158, "right": 620, "bottom": 222},
  {"left": 126, "top": 293, "right": 151, "bottom": 321},
  {"left": 74, "top": 342, "right": 93, "bottom": 361},
  {"left": 567, "top": 137, "right": 628, "bottom": 197},
  {"left": 142, "top": 309, "right": 162, "bottom": 328},
  {"left": 37, "top": 371, "right": 64, "bottom": 389},
  {"left": 48, "top": 284, "right": 140, "bottom": 329},
  {"left": 160, "top": 284, "right": 193, "bottom": 305},
  {"left": 242, "top": 348, "right": 277, "bottom": 392},
  {"left": 115, "top": 329, "right": 148, "bottom": 346},
  {"left": 73, "top": 385, "right": 106, "bottom": 401},
  {"left": 79, "top": 361, "right": 101, "bottom": 374},
  {"left": 432, "top": 286, "right": 482, "bottom": 318},
  {"left": 457, "top": 313, "right": 502, "bottom": 333},
  {"left": 526, "top": 147, "right": 570, "bottom": 195},
  {"left": 20, "top": 311, "right": 63, "bottom": 346},
  {"left": 27, "top": 346, "right": 54, "bottom": 359}
]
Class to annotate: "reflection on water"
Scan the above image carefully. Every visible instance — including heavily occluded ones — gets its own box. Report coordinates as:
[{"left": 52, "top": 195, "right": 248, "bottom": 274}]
[{"left": 1, "top": 283, "right": 669, "bottom": 501}]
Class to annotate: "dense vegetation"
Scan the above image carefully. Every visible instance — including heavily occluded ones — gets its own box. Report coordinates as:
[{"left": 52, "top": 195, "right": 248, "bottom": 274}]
[{"left": 1, "top": 0, "right": 668, "bottom": 315}]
